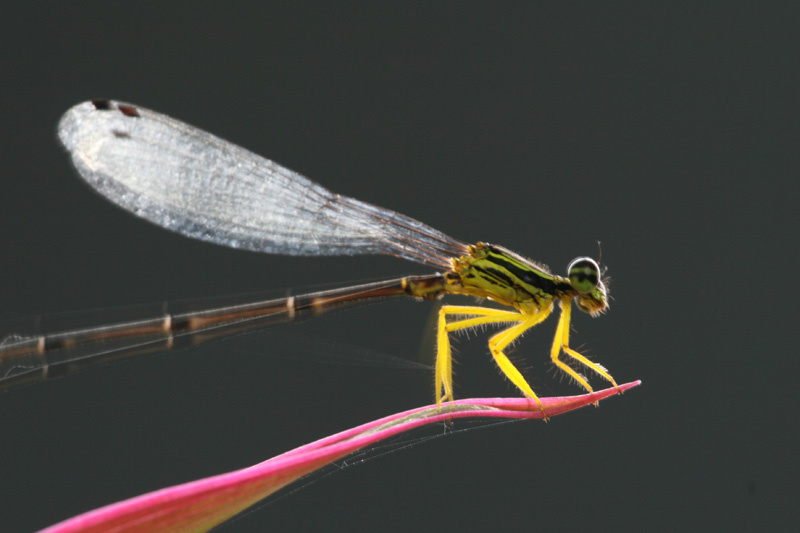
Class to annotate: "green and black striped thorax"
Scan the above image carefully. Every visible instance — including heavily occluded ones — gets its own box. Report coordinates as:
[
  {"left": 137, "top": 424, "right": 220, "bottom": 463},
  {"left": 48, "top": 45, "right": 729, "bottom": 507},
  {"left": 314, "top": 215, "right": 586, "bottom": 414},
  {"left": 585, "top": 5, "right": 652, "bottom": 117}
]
[{"left": 447, "top": 243, "right": 572, "bottom": 311}]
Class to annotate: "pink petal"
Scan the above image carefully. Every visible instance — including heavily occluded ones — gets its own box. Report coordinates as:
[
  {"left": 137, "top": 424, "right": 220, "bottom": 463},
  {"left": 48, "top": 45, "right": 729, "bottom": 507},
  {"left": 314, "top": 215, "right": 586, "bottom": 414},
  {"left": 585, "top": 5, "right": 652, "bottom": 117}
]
[{"left": 40, "top": 381, "right": 640, "bottom": 533}]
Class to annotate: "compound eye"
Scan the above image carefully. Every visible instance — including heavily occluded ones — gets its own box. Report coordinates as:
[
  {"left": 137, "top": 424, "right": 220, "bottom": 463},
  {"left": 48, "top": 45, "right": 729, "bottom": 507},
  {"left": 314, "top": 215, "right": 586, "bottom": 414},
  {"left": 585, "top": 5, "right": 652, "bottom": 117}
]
[{"left": 567, "top": 257, "right": 600, "bottom": 295}]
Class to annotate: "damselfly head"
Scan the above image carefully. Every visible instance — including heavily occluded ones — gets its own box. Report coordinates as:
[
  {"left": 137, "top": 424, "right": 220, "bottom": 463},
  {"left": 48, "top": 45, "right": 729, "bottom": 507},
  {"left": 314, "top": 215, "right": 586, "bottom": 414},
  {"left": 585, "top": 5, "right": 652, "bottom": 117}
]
[{"left": 567, "top": 257, "right": 608, "bottom": 316}]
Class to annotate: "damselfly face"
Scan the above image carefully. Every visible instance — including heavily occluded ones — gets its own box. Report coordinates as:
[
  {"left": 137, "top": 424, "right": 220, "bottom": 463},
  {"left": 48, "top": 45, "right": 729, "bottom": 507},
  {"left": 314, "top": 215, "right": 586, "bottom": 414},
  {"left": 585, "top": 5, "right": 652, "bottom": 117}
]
[{"left": 567, "top": 257, "right": 608, "bottom": 316}]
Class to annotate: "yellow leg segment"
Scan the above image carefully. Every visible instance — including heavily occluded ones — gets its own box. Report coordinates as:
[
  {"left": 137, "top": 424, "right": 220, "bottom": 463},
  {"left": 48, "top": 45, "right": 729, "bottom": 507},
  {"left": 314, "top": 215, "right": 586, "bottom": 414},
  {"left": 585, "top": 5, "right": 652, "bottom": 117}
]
[{"left": 550, "top": 299, "right": 620, "bottom": 402}]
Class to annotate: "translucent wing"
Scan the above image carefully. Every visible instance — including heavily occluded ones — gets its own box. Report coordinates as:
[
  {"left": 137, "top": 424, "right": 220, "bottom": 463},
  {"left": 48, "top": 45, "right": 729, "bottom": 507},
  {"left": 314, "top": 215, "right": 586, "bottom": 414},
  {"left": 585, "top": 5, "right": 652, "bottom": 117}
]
[{"left": 58, "top": 100, "right": 465, "bottom": 268}]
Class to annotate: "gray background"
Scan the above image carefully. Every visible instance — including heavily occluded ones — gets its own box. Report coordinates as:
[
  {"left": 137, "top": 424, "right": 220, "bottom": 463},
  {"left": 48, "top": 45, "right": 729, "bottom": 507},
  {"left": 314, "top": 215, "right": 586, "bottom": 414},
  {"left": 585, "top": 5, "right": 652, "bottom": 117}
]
[{"left": 1, "top": 3, "right": 797, "bottom": 532}]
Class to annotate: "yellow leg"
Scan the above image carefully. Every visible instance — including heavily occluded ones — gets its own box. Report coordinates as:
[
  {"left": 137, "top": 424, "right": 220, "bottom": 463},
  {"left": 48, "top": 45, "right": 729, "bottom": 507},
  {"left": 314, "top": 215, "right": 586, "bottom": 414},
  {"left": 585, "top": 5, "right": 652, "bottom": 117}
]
[
  {"left": 487, "top": 309, "right": 553, "bottom": 418},
  {"left": 436, "top": 306, "right": 524, "bottom": 406},
  {"left": 550, "top": 299, "right": 620, "bottom": 401},
  {"left": 435, "top": 304, "right": 555, "bottom": 419}
]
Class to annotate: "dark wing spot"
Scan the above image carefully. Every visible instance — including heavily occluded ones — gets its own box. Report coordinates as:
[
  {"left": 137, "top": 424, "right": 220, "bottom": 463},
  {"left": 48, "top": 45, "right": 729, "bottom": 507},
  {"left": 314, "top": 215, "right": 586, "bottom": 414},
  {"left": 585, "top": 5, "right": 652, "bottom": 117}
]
[
  {"left": 112, "top": 130, "right": 131, "bottom": 139},
  {"left": 91, "top": 99, "right": 112, "bottom": 110},
  {"left": 117, "top": 104, "right": 141, "bottom": 117}
]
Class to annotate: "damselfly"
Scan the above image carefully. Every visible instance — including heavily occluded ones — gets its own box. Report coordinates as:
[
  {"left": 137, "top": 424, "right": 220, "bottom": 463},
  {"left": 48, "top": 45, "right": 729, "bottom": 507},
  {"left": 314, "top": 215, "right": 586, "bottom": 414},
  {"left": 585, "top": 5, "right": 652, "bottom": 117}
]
[{"left": 0, "top": 100, "right": 619, "bottom": 415}]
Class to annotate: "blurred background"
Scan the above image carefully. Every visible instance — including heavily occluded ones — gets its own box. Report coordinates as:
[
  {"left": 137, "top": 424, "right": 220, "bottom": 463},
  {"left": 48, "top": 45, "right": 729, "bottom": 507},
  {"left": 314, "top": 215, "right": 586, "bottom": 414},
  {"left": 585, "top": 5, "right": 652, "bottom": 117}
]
[{"left": 0, "top": 3, "right": 796, "bottom": 531}]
